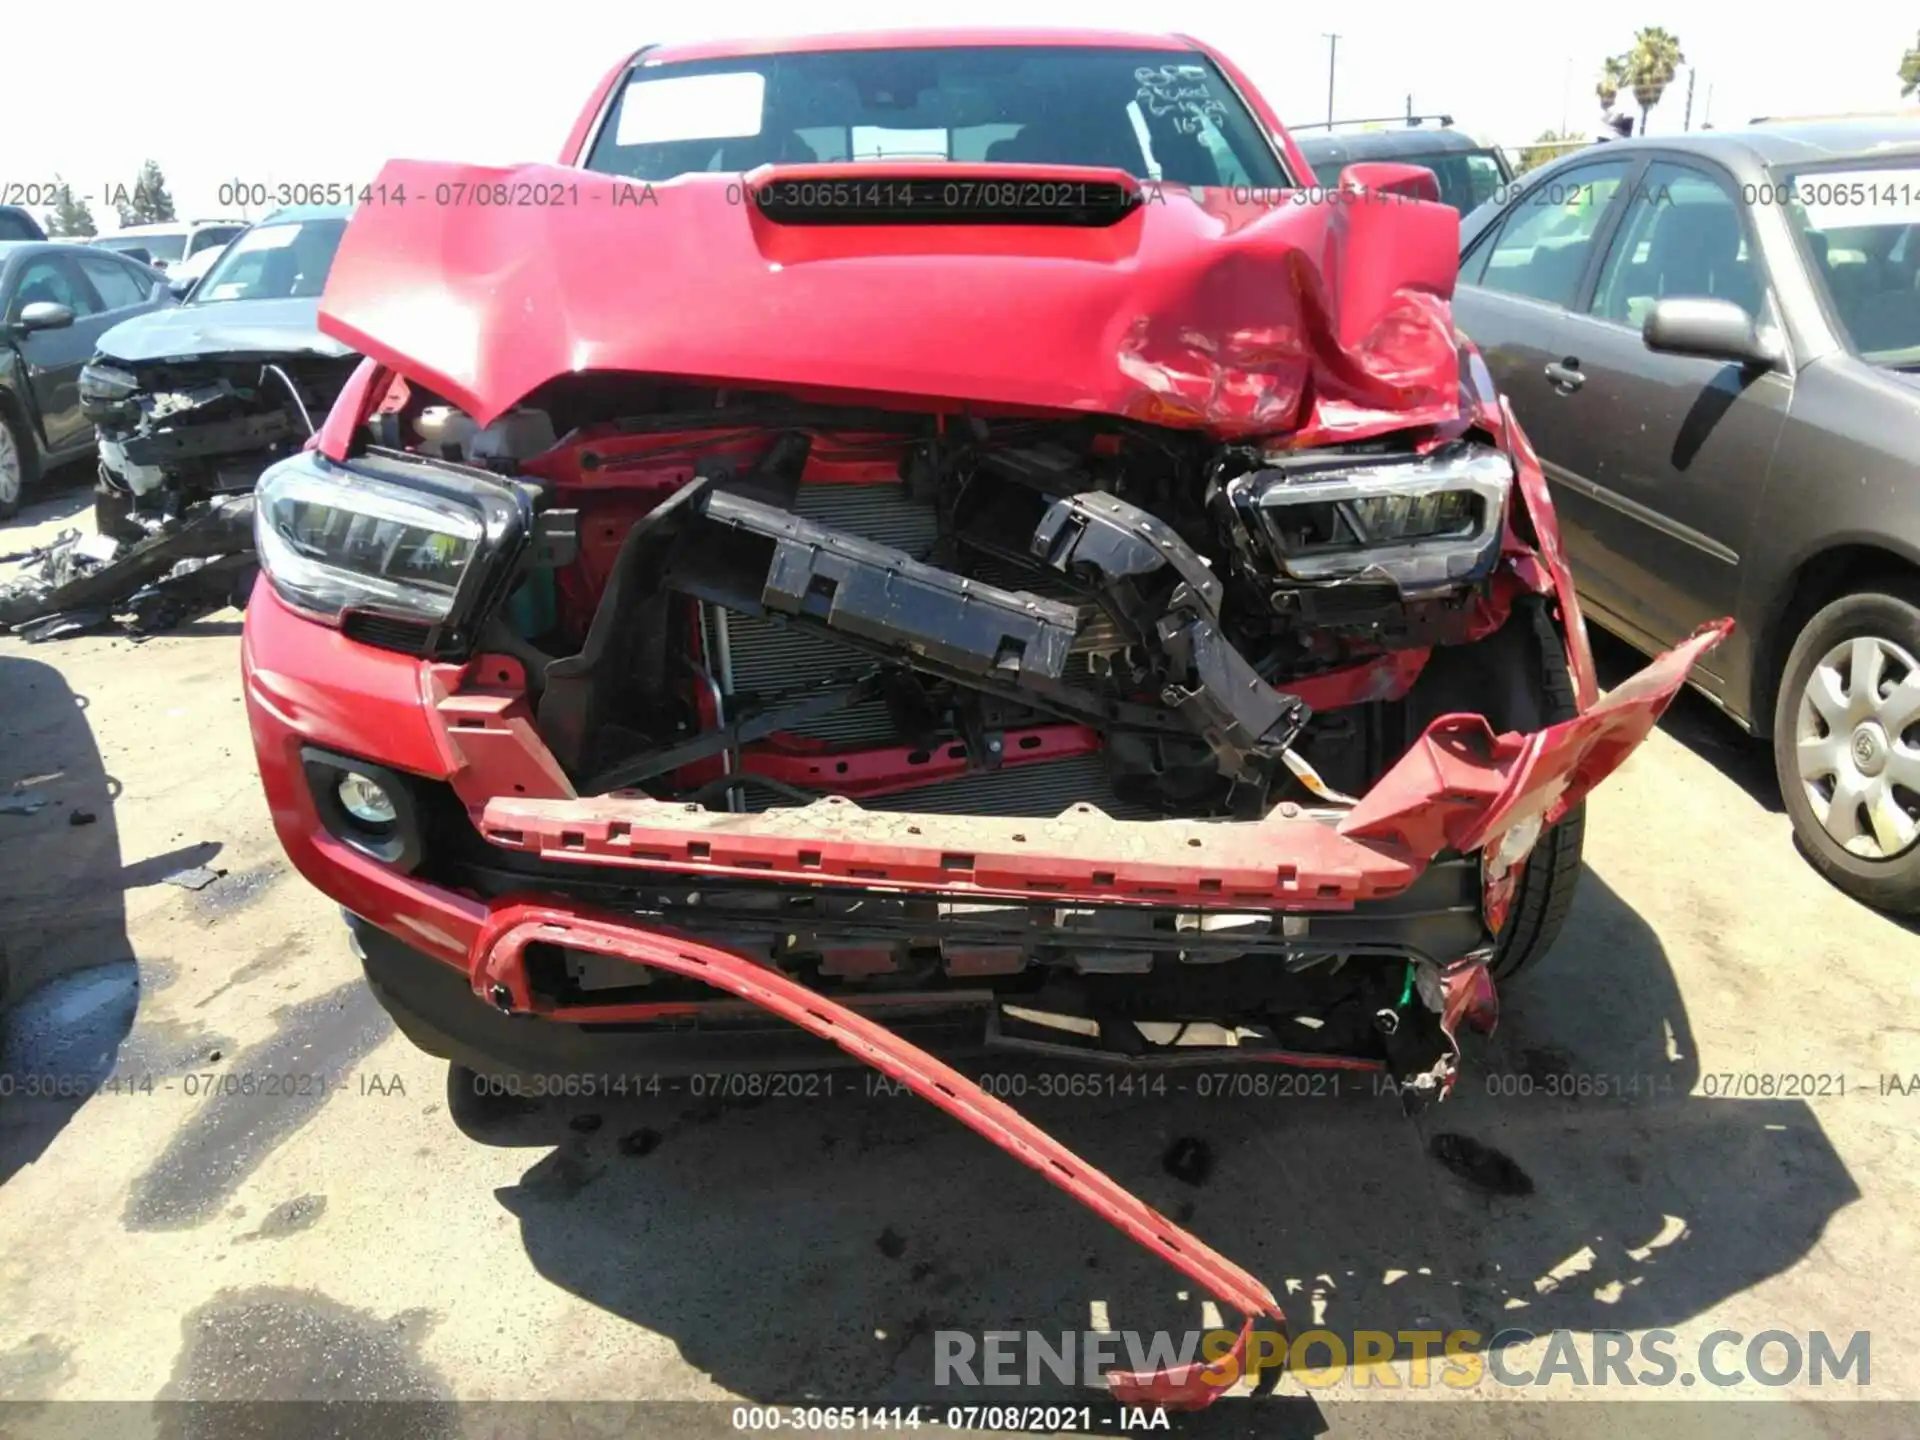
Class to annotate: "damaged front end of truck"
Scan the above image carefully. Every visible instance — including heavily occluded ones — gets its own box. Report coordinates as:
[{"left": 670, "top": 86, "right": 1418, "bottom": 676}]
[{"left": 244, "top": 153, "right": 1725, "bottom": 1407}]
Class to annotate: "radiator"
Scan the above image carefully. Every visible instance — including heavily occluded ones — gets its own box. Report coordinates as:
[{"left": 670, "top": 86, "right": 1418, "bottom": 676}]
[{"left": 716, "top": 481, "right": 937, "bottom": 746}]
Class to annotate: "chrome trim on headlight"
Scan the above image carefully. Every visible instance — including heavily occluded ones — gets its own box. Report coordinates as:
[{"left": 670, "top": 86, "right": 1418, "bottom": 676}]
[
  {"left": 254, "top": 447, "right": 537, "bottom": 657},
  {"left": 1228, "top": 442, "right": 1513, "bottom": 597}
]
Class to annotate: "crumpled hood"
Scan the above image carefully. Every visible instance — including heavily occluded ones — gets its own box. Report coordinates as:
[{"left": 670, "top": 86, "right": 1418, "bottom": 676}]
[
  {"left": 318, "top": 159, "right": 1464, "bottom": 442},
  {"left": 97, "top": 297, "right": 354, "bottom": 366}
]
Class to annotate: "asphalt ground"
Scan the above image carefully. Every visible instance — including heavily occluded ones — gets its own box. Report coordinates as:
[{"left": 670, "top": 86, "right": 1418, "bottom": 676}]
[{"left": 3, "top": 470, "right": 1917, "bottom": 1439}]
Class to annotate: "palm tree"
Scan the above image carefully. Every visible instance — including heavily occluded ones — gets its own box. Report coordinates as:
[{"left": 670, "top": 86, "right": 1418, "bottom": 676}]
[
  {"left": 1900, "top": 32, "right": 1920, "bottom": 99},
  {"left": 1596, "top": 54, "right": 1629, "bottom": 116},
  {"left": 1624, "top": 28, "right": 1686, "bottom": 134}
]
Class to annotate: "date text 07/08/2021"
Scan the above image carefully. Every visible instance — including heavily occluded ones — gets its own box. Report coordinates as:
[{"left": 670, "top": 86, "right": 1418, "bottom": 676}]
[{"left": 729, "top": 1405, "right": 1163, "bottom": 1432}]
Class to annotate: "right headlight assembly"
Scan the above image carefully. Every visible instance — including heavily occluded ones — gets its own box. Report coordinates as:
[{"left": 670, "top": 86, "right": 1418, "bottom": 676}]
[
  {"left": 1227, "top": 441, "right": 1513, "bottom": 597},
  {"left": 254, "top": 447, "right": 535, "bottom": 655}
]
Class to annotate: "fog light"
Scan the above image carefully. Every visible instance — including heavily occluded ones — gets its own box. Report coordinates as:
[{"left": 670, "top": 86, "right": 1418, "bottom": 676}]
[{"left": 337, "top": 772, "right": 397, "bottom": 826}]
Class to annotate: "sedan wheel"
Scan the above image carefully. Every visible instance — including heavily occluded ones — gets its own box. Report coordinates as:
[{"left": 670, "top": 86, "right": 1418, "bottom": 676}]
[
  {"left": 1795, "top": 635, "right": 1920, "bottom": 859},
  {"left": 0, "top": 415, "right": 23, "bottom": 515},
  {"left": 1775, "top": 588, "right": 1920, "bottom": 913}
]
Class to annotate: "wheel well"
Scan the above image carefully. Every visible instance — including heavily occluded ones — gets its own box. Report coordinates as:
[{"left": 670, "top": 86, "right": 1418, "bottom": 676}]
[{"left": 1755, "top": 544, "right": 1920, "bottom": 737}]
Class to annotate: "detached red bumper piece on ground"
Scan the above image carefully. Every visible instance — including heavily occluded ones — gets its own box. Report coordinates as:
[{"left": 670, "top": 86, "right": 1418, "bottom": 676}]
[{"left": 243, "top": 28, "right": 1729, "bottom": 1407}]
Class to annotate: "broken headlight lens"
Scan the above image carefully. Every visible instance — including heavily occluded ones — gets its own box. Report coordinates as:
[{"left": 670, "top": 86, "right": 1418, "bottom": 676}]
[
  {"left": 255, "top": 452, "right": 485, "bottom": 625},
  {"left": 1238, "top": 442, "right": 1512, "bottom": 595},
  {"left": 79, "top": 362, "right": 141, "bottom": 404}
]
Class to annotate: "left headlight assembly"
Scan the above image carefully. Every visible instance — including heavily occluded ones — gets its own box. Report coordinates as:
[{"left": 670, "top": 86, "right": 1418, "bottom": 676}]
[
  {"left": 255, "top": 447, "right": 536, "bottom": 656},
  {"left": 78, "top": 362, "right": 141, "bottom": 404},
  {"left": 1228, "top": 441, "right": 1514, "bottom": 597},
  {"left": 78, "top": 361, "right": 142, "bottom": 424}
]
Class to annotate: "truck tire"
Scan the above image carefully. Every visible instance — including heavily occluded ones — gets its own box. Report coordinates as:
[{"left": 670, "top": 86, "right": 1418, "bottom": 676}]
[{"left": 1488, "top": 599, "right": 1587, "bottom": 982}]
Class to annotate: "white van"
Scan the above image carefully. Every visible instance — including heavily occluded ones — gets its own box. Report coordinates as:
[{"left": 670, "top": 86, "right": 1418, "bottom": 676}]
[{"left": 89, "top": 219, "right": 247, "bottom": 272}]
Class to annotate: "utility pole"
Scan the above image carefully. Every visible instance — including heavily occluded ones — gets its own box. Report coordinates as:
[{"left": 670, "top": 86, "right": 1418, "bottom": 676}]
[
  {"left": 1324, "top": 34, "right": 1341, "bottom": 125},
  {"left": 1562, "top": 56, "right": 1571, "bottom": 135},
  {"left": 1683, "top": 67, "right": 1696, "bottom": 130},
  {"left": 1703, "top": 82, "right": 1713, "bottom": 128}
]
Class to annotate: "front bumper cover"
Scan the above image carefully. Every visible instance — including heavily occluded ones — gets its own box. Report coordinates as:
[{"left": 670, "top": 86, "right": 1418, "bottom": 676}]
[
  {"left": 245, "top": 580, "right": 1728, "bottom": 1409},
  {"left": 471, "top": 621, "right": 1728, "bottom": 1409}
]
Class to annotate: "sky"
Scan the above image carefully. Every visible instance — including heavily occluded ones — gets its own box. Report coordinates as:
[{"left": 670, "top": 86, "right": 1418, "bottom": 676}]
[{"left": 1, "top": 2, "right": 1908, "bottom": 230}]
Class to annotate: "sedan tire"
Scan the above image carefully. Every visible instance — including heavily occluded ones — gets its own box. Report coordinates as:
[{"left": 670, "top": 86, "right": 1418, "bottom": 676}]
[
  {"left": 1774, "top": 587, "right": 1920, "bottom": 914},
  {"left": 0, "top": 406, "right": 37, "bottom": 522}
]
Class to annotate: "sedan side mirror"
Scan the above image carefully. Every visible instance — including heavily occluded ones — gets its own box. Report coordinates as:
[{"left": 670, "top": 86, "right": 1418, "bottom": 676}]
[
  {"left": 15, "top": 301, "right": 75, "bottom": 333},
  {"left": 1643, "top": 297, "right": 1784, "bottom": 368},
  {"left": 1335, "top": 161, "right": 1442, "bottom": 204},
  {"left": 167, "top": 275, "right": 196, "bottom": 300}
]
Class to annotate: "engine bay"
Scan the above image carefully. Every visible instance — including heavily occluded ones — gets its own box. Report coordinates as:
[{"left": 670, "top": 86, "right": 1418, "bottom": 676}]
[{"left": 369, "top": 379, "right": 1542, "bottom": 829}]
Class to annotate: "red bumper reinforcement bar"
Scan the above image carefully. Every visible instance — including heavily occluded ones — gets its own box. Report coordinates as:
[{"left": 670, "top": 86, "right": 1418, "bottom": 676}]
[
  {"left": 470, "top": 903, "right": 1286, "bottom": 1409},
  {"left": 472, "top": 621, "right": 1732, "bottom": 910}
]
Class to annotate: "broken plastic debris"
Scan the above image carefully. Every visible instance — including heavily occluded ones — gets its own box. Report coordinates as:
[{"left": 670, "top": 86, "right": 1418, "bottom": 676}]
[
  {"left": 163, "top": 865, "right": 226, "bottom": 891},
  {"left": 0, "top": 791, "right": 48, "bottom": 815}
]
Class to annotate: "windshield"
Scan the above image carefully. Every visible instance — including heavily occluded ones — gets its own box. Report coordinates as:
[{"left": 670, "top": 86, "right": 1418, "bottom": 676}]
[
  {"left": 584, "top": 46, "right": 1287, "bottom": 189},
  {"left": 189, "top": 218, "right": 348, "bottom": 305},
  {"left": 0, "top": 209, "right": 42, "bottom": 242},
  {"left": 98, "top": 232, "right": 187, "bottom": 262},
  {"left": 1786, "top": 162, "right": 1920, "bottom": 366}
]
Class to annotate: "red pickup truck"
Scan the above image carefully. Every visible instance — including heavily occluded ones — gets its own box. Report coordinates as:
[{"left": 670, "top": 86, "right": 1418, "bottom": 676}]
[{"left": 241, "top": 28, "right": 1724, "bottom": 1405}]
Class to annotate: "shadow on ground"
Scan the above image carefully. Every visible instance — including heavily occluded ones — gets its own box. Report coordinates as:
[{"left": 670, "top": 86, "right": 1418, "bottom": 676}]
[
  {"left": 0, "top": 653, "right": 149, "bottom": 1186},
  {"left": 477, "top": 867, "right": 1856, "bottom": 1421}
]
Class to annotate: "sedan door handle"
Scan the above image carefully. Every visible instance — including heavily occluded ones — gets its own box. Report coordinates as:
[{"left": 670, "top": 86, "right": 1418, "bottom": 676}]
[{"left": 1543, "top": 358, "right": 1585, "bottom": 393}]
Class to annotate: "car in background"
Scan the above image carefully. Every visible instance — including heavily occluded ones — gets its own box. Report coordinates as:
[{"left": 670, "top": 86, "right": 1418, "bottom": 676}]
[
  {"left": 155, "top": 234, "right": 233, "bottom": 300},
  {"left": 84, "top": 205, "right": 359, "bottom": 535},
  {"left": 0, "top": 242, "right": 172, "bottom": 519},
  {"left": 1453, "top": 118, "right": 1920, "bottom": 912},
  {"left": 0, "top": 207, "right": 48, "bottom": 242},
  {"left": 0, "top": 208, "right": 358, "bottom": 638},
  {"left": 1292, "top": 116, "right": 1512, "bottom": 214},
  {"left": 90, "top": 219, "right": 246, "bottom": 273}
]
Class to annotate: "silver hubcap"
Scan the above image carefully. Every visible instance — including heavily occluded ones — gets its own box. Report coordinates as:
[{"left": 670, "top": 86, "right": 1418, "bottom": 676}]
[
  {"left": 1796, "top": 635, "right": 1920, "bottom": 859},
  {"left": 0, "top": 424, "right": 19, "bottom": 505}
]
